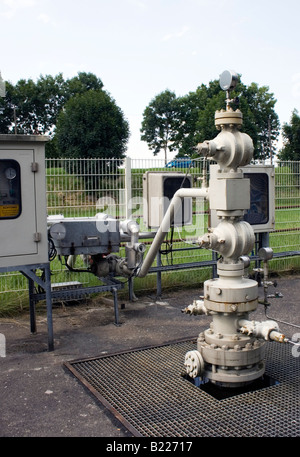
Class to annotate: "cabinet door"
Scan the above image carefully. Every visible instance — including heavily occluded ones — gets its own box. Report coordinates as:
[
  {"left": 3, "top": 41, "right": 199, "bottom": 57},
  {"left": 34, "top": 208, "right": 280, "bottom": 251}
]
[{"left": 0, "top": 150, "right": 38, "bottom": 258}]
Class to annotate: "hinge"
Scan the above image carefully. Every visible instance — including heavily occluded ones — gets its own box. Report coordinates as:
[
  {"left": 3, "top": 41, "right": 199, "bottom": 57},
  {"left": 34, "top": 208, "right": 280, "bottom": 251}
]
[
  {"left": 31, "top": 162, "right": 39, "bottom": 172},
  {"left": 33, "top": 232, "right": 41, "bottom": 242}
]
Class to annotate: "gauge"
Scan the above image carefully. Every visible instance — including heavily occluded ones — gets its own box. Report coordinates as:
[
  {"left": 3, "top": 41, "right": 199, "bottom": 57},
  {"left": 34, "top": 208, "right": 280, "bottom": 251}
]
[
  {"left": 49, "top": 223, "right": 67, "bottom": 241},
  {"left": 5, "top": 167, "right": 17, "bottom": 180}
]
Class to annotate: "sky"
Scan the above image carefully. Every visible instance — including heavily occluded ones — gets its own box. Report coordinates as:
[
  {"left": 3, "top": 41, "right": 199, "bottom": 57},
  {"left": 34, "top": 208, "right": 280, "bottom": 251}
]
[{"left": 1, "top": 0, "right": 300, "bottom": 161}]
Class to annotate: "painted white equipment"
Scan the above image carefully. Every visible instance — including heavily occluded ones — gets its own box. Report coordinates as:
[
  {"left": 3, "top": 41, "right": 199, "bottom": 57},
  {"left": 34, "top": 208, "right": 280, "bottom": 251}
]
[
  {"left": 182, "top": 71, "right": 286, "bottom": 387},
  {"left": 0, "top": 135, "right": 48, "bottom": 268}
]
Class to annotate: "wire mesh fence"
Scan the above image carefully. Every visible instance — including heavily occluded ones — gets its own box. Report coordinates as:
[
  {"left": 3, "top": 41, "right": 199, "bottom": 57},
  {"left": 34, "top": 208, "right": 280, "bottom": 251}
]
[
  {"left": 1, "top": 157, "right": 300, "bottom": 306},
  {"left": 270, "top": 161, "right": 300, "bottom": 272}
]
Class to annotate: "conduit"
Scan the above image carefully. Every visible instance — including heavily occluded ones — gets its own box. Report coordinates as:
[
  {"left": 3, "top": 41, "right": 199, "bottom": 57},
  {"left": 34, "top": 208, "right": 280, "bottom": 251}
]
[{"left": 137, "top": 187, "right": 209, "bottom": 278}]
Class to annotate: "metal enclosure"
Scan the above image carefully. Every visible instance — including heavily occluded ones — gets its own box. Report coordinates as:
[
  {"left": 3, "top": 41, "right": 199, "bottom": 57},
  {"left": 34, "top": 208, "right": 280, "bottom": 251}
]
[
  {"left": 210, "top": 164, "right": 275, "bottom": 233},
  {"left": 0, "top": 135, "right": 48, "bottom": 268},
  {"left": 143, "top": 171, "right": 192, "bottom": 228},
  {"left": 49, "top": 217, "right": 121, "bottom": 256}
]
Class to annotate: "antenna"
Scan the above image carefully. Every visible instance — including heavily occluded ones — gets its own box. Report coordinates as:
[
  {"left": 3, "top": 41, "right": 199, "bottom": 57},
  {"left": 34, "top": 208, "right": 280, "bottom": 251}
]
[{"left": 219, "top": 70, "right": 238, "bottom": 110}]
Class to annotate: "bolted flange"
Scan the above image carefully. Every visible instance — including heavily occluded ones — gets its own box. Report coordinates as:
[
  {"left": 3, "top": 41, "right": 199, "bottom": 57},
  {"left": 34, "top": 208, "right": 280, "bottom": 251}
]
[{"left": 184, "top": 350, "right": 205, "bottom": 379}]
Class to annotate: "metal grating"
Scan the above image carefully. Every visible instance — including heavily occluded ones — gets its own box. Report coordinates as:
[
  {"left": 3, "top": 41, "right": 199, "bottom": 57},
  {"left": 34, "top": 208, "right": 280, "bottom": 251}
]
[{"left": 65, "top": 339, "right": 300, "bottom": 437}]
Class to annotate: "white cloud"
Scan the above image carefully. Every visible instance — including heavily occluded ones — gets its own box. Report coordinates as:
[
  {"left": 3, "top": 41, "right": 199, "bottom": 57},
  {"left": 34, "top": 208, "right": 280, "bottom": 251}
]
[
  {"left": 0, "top": 0, "right": 37, "bottom": 18},
  {"left": 38, "top": 13, "right": 51, "bottom": 24},
  {"left": 162, "top": 26, "right": 190, "bottom": 42},
  {"left": 127, "top": 0, "right": 147, "bottom": 9},
  {"left": 291, "top": 73, "right": 300, "bottom": 98}
]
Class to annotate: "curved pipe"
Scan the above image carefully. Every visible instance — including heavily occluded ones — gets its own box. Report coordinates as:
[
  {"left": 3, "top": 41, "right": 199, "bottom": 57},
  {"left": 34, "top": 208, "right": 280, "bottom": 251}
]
[{"left": 137, "top": 187, "right": 209, "bottom": 278}]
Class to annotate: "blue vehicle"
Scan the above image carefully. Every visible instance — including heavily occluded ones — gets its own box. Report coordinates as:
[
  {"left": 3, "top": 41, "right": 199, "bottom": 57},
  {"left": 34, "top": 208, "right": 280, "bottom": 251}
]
[{"left": 165, "top": 158, "right": 195, "bottom": 168}]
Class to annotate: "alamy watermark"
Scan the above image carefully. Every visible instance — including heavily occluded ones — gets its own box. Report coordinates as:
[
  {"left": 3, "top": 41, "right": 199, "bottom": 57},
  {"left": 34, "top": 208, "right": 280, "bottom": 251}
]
[
  {"left": 0, "top": 333, "right": 6, "bottom": 357},
  {"left": 94, "top": 195, "right": 205, "bottom": 237}
]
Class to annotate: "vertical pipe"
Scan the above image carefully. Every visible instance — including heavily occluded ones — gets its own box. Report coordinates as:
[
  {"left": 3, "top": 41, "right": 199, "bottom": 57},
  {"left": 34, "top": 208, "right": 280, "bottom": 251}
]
[
  {"left": 128, "top": 277, "right": 134, "bottom": 301},
  {"left": 125, "top": 156, "right": 132, "bottom": 219}
]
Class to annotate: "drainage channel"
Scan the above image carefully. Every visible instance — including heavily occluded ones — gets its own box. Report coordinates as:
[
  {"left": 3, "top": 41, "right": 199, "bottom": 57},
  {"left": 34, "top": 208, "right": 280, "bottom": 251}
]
[{"left": 65, "top": 339, "right": 300, "bottom": 437}]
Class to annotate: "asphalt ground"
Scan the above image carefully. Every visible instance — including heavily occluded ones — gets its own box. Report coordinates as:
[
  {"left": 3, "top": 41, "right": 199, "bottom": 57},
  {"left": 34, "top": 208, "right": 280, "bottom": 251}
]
[{"left": 0, "top": 273, "right": 299, "bottom": 440}]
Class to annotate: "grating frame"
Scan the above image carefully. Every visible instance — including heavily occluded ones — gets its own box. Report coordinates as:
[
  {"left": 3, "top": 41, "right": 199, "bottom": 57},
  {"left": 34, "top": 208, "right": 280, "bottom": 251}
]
[{"left": 65, "top": 339, "right": 300, "bottom": 437}]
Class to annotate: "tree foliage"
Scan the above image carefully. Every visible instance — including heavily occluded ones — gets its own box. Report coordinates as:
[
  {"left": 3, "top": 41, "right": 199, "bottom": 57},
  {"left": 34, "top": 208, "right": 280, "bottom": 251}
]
[
  {"left": 0, "top": 72, "right": 104, "bottom": 136},
  {"left": 278, "top": 109, "right": 300, "bottom": 161},
  {"left": 141, "top": 77, "right": 280, "bottom": 161},
  {"left": 55, "top": 90, "right": 129, "bottom": 160},
  {"left": 0, "top": 72, "right": 128, "bottom": 159},
  {"left": 140, "top": 90, "right": 180, "bottom": 164},
  {"left": 55, "top": 89, "right": 129, "bottom": 192}
]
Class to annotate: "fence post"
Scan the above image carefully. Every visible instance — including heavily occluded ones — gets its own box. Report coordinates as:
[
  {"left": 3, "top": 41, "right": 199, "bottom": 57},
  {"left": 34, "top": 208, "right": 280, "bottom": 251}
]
[
  {"left": 125, "top": 156, "right": 132, "bottom": 219},
  {"left": 156, "top": 251, "right": 162, "bottom": 298}
]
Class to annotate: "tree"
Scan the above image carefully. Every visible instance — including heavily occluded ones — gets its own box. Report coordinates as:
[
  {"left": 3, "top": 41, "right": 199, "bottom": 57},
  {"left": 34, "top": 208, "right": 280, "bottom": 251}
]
[
  {"left": 0, "top": 81, "right": 16, "bottom": 133},
  {"left": 237, "top": 82, "right": 280, "bottom": 161},
  {"left": 141, "top": 77, "right": 280, "bottom": 162},
  {"left": 278, "top": 109, "right": 300, "bottom": 161},
  {"left": 175, "top": 80, "right": 224, "bottom": 156},
  {"left": 55, "top": 90, "right": 129, "bottom": 193},
  {"left": 0, "top": 72, "right": 107, "bottom": 157},
  {"left": 56, "top": 90, "right": 129, "bottom": 160},
  {"left": 179, "top": 80, "right": 280, "bottom": 161},
  {"left": 35, "top": 73, "right": 67, "bottom": 132},
  {"left": 140, "top": 90, "right": 179, "bottom": 164},
  {"left": 0, "top": 72, "right": 104, "bottom": 135},
  {"left": 0, "top": 74, "right": 65, "bottom": 135},
  {"left": 65, "top": 72, "right": 104, "bottom": 97}
]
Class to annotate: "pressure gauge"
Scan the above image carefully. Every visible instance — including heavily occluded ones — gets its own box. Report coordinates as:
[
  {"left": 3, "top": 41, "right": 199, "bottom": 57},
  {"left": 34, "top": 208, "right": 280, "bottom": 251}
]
[
  {"left": 219, "top": 70, "right": 238, "bottom": 92},
  {"left": 49, "top": 223, "right": 67, "bottom": 241},
  {"left": 5, "top": 167, "right": 17, "bottom": 180}
]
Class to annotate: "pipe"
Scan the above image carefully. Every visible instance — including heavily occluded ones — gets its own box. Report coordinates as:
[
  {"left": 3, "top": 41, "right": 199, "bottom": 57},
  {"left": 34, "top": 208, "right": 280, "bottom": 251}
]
[
  {"left": 137, "top": 187, "right": 209, "bottom": 278},
  {"left": 238, "top": 318, "right": 288, "bottom": 343},
  {"left": 120, "top": 231, "right": 156, "bottom": 242},
  {"left": 119, "top": 219, "right": 140, "bottom": 246}
]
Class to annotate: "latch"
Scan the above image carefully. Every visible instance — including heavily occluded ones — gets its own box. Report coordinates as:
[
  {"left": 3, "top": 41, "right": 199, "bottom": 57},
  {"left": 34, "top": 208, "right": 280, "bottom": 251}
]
[
  {"left": 31, "top": 162, "right": 39, "bottom": 172},
  {"left": 33, "top": 232, "right": 41, "bottom": 242}
]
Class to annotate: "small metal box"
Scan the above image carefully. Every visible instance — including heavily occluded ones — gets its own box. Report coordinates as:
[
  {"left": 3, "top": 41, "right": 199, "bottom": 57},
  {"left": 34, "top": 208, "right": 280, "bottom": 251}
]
[
  {"left": 210, "top": 164, "right": 275, "bottom": 233},
  {"left": 209, "top": 177, "right": 250, "bottom": 211}
]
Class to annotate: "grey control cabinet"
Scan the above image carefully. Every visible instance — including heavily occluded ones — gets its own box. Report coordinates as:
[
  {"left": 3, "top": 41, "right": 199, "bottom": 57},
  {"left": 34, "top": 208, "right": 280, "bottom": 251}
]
[
  {"left": 143, "top": 171, "right": 193, "bottom": 228},
  {"left": 0, "top": 135, "right": 48, "bottom": 268}
]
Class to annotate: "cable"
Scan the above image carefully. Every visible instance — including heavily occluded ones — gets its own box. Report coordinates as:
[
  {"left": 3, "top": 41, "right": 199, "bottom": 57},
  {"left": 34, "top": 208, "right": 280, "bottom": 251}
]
[
  {"left": 264, "top": 305, "right": 300, "bottom": 330},
  {"left": 287, "top": 339, "right": 300, "bottom": 347},
  {"left": 160, "top": 161, "right": 194, "bottom": 265},
  {"left": 62, "top": 256, "right": 93, "bottom": 274},
  {"left": 48, "top": 235, "right": 57, "bottom": 262}
]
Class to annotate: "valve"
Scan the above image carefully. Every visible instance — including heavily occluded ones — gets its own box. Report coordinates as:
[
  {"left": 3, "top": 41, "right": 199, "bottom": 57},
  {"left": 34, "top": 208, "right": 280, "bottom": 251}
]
[
  {"left": 196, "top": 123, "right": 254, "bottom": 171},
  {"left": 181, "top": 299, "right": 209, "bottom": 315},
  {"left": 238, "top": 318, "right": 288, "bottom": 343},
  {"left": 198, "top": 220, "right": 255, "bottom": 261},
  {"left": 255, "top": 247, "right": 283, "bottom": 305}
]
